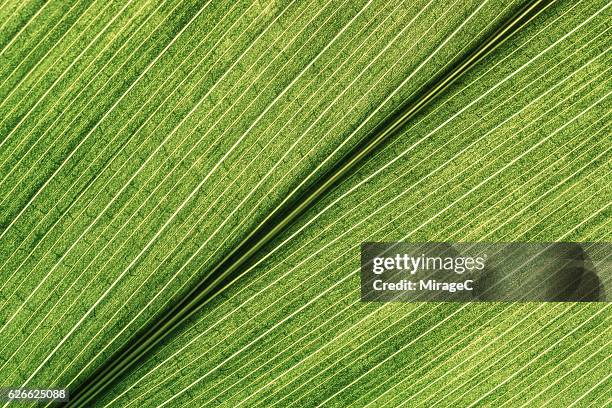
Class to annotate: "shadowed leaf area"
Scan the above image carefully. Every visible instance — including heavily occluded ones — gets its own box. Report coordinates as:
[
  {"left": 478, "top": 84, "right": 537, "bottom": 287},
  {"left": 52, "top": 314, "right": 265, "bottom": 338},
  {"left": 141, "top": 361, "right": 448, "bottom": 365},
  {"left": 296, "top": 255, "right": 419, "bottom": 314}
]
[{"left": 0, "top": 0, "right": 609, "bottom": 406}]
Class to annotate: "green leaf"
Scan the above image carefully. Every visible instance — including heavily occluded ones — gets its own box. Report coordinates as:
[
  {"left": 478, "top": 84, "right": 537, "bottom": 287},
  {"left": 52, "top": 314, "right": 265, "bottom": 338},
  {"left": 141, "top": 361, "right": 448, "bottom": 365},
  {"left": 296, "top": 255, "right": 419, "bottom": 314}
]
[{"left": 0, "top": 0, "right": 609, "bottom": 406}]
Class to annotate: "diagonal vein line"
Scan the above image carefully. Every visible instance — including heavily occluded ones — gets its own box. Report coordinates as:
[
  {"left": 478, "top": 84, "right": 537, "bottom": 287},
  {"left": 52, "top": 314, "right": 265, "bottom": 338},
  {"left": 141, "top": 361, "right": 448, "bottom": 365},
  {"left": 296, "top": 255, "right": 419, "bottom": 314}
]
[
  {"left": 547, "top": 351, "right": 611, "bottom": 407},
  {"left": 79, "top": 0, "right": 456, "bottom": 400},
  {"left": 288, "top": 186, "right": 612, "bottom": 402},
  {"left": 0, "top": 0, "right": 220, "bottom": 330},
  {"left": 331, "top": 138, "right": 609, "bottom": 407},
  {"left": 0, "top": 0, "right": 157, "bottom": 186},
  {"left": 218, "top": 59, "right": 608, "bottom": 404},
  {"left": 0, "top": 0, "right": 249, "bottom": 381},
  {"left": 380, "top": 234, "right": 610, "bottom": 406},
  {"left": 154, "top": 135, "right": 608, "bottom": 407},
  {"left": 317, "top": 226, "right": 611, "bottom": 407},
  {"left": 0, "top": 0, "right": 247, "bottom": 314},
  {"left": 0, "top": 0, "right": 138, "bottom": 151},
  {"left": 507, "top": 330, "right": 611, "bottom": 407},
  {"left": 146, "top": 122, "right": 608, "bottom": 408},
  {"left": 8, "top": 0, "right": 356, "bottom": 390},
  {"left": 439, "top": 270, "right": 611, "bottom": 407},
  {"left": 375, "top": 165, "right": 610, "bottom": 406},
  {"left": 0, "top": 0, "right": 211, "bottom": 236},
  {"left": 163, "top": 0, "right": 516, "bottom": 315},
  {"left": 0, "top": 0, "right": 258, "bottom": 299},
  {"left": 2, "top": 0, "right": 298, "bottom": 381},
  {"left": 466, "top": 304, "right": 611, "bottom": 408},
  {"left": 9, "top": 0, "right": 355, "bottom": 396},
  {"left": 0, "top": 0, "right": 50, "bottom": 57},
  {"left": 217, "top": 0, "right": 595, "bottom": 300},
  {"left": 0, "top": 0, "right": 93, "bottom": 99},
  {"left": 2, "top": 0, "right": 332, "bottom": 385}
]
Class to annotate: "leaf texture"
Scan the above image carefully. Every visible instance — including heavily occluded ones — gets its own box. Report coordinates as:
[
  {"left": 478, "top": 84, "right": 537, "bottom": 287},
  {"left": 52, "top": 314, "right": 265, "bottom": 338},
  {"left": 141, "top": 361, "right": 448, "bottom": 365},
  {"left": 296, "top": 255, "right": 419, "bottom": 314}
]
[{"left": 0, "top": 0, "right": 609, "bottom": 406}]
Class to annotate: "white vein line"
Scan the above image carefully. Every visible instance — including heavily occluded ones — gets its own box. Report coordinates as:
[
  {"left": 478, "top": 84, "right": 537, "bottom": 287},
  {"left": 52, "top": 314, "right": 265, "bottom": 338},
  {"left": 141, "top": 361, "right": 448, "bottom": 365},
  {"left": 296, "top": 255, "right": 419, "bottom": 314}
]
[
  {"left": 374, "top": 0, "right": 568, "bottom": 159},
  {"left": 129, "top": 1, "right": 596, "bottom": 374},
  {"left": 222, "top": 56, "right": 608, "bottom": 398},
  {"left": 120, "top": 0, "right": 443, "bottom": 356},
  {"left": 394, "top": 86, "right": 610, "bottom": 237},
  {"left": 37, "top": 0, "right": 303, "bottom": 395},
  {"left": 0, "top": 0, "right": 92, "bottom": 99},
  {"left": 378, "top": 154, "right": 612, "bottom": 404},
  {"left": 450, "top": 118, "right": 610, "bottom": 240},
  {"left": 163, "top": 82, "right": 609, "bottom": 408},
  {"left": 0, "top": 0, "right": 219, "bottom": 327},
  {"left": 0, "top": 0, "right": 248, "bottom": 293},
  {"left": 0, "top": 0, "right": 308, "bottom": 376},
  {"left": 0, "top": 0, "right": 138, "bottom": 150},
  {"left": 439, "top": 285, "right": 611, "bottom": 407},
  {"left": 0, "top": 0, "right": 285, "bottom": 378},
  {"left": 314, "top": 249, "right": 610, "bottom": 408},
  {"left": 584, "top": 391, "right": 611, "bottom": 408},
  {"left": 0, "top": 0, "right": 150, "bottom": 181},
  {"left": 175, "top": 0, "right": 501, "bottom": 303},
  {"left": 0, "top": 0, "right": 50, "bottom": 57},
  {"left": 228, "top": 249, "right": 588, "bottom": 403},
  {"left": 0, "top": 0, "right": 26, "bottom": 38},
  {"left": 567, "top": 374, "right": 612, "bottom": 408},
  {"left": 510, "top": 157, "right": 611, "bottom": 240},
  {"left": 319, "top": 229, "right": 609, "bottom": 408},
  {"left": 107, "top": 15, "right": 604, "bottom": 402},
  {"left": 157, "top": 272, "right": 355, "bottom": 407},
  {"left": 0, "top": 0, "right": 290, "bottom": 209},
  {"left": 0, "top": 0, "right": 311, "bottom": 304},
  {"left": 590, "top": 394, "right": 611, "bottom": 408},
  {"left": 0, "top": 0, "right": 179, "bottom": 224},
  {"left": 359, "top": 139, "right": 609, "bottom": 406},
  {"left": 510, "top": 332, "right": 611, "bottom": 407},
  {"left": 236, "top": 303, "right": 517, "bottom": 408},
  {"left": 0, "top": 0, "right": 211, "bottom": 239},
  {"left": 402, "top": 302, "right": 607, "bottom": 408},
  {"left": 462, "top": 142, "right": 611, "bottom": 243},
  {"left": 246, "top": 0, "right": 494, "bottom": 245},
  {"left": 384, "top": 251, "right": 610, "bottom": 406},
  {"left": 103, "top": 0, "right": 488, "bottom": 402},
  {"left": 317, "top": 305, "right": 560, "bottom": 408},
  {"left": 112, "top": 0, "right": 444, "bottom": 356},
  {"left": 0, "top": 7, "right": 246, "bottom": 360},
  {"left": 552, "top": 359, "right": 611, "bottom": 407},
  {"left": 537, "top": 184, "right": 611, "bottom": 244},
  {"left": 228, "top": 0, "right": 606, "bottom": 295},
  {"left": 466, "top": 305, "right": 611, "bottom": 408},
  {"left": 105, "top": 0, "right": 582, "bottom": 360}
]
